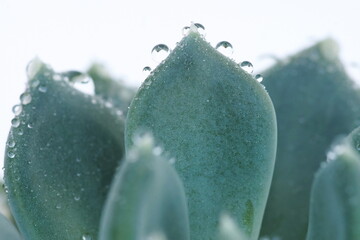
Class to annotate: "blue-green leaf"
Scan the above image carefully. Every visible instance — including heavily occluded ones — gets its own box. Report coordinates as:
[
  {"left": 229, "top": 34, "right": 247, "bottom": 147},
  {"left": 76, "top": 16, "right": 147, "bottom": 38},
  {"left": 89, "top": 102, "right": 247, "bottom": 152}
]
[
  {"left": 261, "top": 39, "right": 360, "bottom": 240},
  {"left": 126, "top": 29, "right": 277, "bottom": 240},
  {"left": 4, "top": 59, "right": 124, "bottom": 239},
  {"left": 99, "top": 134, "right": 189, "bottom": 240},
  {"left": 306, "top": 141, "right": 360, "bottom": 240}
]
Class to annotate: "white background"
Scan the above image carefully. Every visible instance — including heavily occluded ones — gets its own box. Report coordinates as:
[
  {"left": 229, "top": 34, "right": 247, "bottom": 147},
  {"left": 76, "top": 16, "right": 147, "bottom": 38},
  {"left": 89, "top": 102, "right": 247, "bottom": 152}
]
[{"left": 1, "top": 0, "right": 360, "bottom": 176}]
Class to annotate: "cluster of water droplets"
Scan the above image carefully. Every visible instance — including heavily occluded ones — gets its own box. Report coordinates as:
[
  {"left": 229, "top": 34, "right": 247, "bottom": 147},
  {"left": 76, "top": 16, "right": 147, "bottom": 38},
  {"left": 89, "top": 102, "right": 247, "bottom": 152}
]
[
  {"left": 142, "top": 23, "right": 265, "bottom": 85},
  {"left": 214, "top": 40, "right": 264, "bottom": 83},
  {"left": 142, "top": 23, "right": 206, "bottom": 78}
]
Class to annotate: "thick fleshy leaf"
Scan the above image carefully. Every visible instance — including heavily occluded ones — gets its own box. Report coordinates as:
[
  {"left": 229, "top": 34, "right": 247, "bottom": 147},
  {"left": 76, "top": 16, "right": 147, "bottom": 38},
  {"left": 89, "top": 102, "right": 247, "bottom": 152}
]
[
  {"left": 99, "top": 134, "right": 189, "bottom": 240},
  {"left": 125, "top": 29, "right": 277, "bottom": 240},
  {"left": 4, "top": 59, "right": 124, "bottom": 240},
  {"left": 261, "top": 39, "right": 360, "bottom": 240},
  {"left": 0, "top": 214, "right": 22, "bottom": 240},
  {"left": 306, "top": 141, "right": 360, "bottom": 240},
  {"left": 87, "top": 63, "right": 136, "bottom": 114}
]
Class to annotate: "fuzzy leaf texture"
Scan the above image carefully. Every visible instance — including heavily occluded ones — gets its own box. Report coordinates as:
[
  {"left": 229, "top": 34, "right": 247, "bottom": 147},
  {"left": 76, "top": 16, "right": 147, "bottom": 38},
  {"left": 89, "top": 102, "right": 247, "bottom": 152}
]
[
  {"left": 125, "top": 30, "right": 277, "bottom": 240},
  {"left": 261, "top": 39, "right": 360, "bottom": 240},
  {"left": 4, "top": 59, "right": 125, "bottom": 240},
  {"left": 306, "top": 140, "right": 360, "bottom": 240},
  {"left": 99, "top": 134, "right": 189, "bottom": 240}
]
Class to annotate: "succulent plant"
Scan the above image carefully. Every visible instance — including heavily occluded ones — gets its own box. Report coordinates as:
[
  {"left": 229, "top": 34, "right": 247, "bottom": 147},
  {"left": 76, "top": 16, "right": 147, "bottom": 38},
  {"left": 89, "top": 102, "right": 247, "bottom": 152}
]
[{"left": 2, "top": 24, "right": 360, "bottom": 240}]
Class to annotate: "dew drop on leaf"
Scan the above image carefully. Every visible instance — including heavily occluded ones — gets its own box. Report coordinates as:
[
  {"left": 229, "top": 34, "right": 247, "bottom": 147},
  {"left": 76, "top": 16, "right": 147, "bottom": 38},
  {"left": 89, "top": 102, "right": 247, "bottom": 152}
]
[
  {"left": 52, "top": 74, "right": 62, "bottom": 81},
  {"left": 182, "top": 23, "right": 205, "bottom": 36},
  {"left": 194, "top": 23, "right": 206, "bottom": 36},
  {"left": 20, "top": 92, "right": 32, "bottom": 105},
  {"left": 12, "top": 104, "right": 23, "bottom": 116},
  {"left": 240, "top": 61, "right": 254, "bottom": 73},
  {"left": 182, "top": 26, "right": 190, "bottom": 36},
  {"left": 255, "top": 74, "right": 264, "bottom": 82},
  {"left": 143, "top": 66, "right": 152, "bottom": 76},
  {"left": 71, "top": 74, "right": 95, "bottom": 95},
  {"left": 7, "top": 151, "right": 15, "bottom": 159},
  {"left": 17, "top": 129, "right": 24, "bottom": 136},
  {"left": 7, "top": 140, "right": 15, "bottom": 148},
  {"left": 38, "top": 85, "right": 48, "bottom": 93},
  {"left": 215, "top": 41, "right": 233, "bottom": 57},
  {"left": 11, "top": 118, "right": 20, "bottom": 128},
  {"left": 26, "top": 58, "right": 42, "bottom": 80},
  {"left": 151, "top": 44, "right": 170, "bottom": 63}
]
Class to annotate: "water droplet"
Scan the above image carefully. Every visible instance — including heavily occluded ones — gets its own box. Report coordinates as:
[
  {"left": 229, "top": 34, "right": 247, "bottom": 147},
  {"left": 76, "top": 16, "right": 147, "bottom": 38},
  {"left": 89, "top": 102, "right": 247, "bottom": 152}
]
[
  {"left": 182, "top": 23, "right": 206, "bottom": 36},
  {"left": 26, "top": 58, "right": 42, "bottom": 80},
  {"left": 53, "top": 74, "right": 62, "bottom": 81},
  {"left": 240, "top": 61, "right": 254, "bottom": 73},
  {"left": 76, "top": 157, "right": 81, "bottom": 163},
  {"left": 82, "top": 234, "right": 92, "bottom": 240},
  {"left": 215, "top": 41, "right": 233, "bottom": 57},
  {"left": 151, "top": 44, "right": 170, "bottom": 63},
  {"left": 20, "top": 92, "right": 32, "bottom": 105},
  {"left": 255, "top": 74, "right": 264, "bottom": 82},
  {"left": 194, "top": 23, "right": 205, "bottom": 35},
  {"left": 56, "top": 204, "right": 61, "bottom": 209},
  {"left": 11, "top": 118, "right": 20, "bottom": 128},
  {"left": 182, "top": 26, "right": 190, "bottom": 36},
  {"left": 143, "top": 66, "right": 152, "bottom": 75},
  {"left": 71, "top": 75, "right": 95, "bottom": 95},
  {"left": 27, "top": 123, "right": 33, "bottom": 129},
  {"left": 76, "top": 173, "right": 81, "bottom": 177},
  {"left": 7, "top": 140, "right": 15, "bottom": 148},
  {"left": 153, "top": 146, "right": 163, "bottom": 156},
  {"left": 12, "top": 104, "right": 22, "bottom": 116},
  {"left": 38, "top": 85, "right": 47, "bottom": 93},
  {"left": 31, "top": 80, "right": 40, "bottom": 88},
  {"left": 7, "top": 151, "right": 15, "bottom": 159},
  {"left": 356, "top": 143, "right": 360, "bottom": 151},
  {"left": 17, "top": 129, "right": 24, "bottom": 136},
  {"left": 74, "top": 196, "right": 81, "bottom": 201}
]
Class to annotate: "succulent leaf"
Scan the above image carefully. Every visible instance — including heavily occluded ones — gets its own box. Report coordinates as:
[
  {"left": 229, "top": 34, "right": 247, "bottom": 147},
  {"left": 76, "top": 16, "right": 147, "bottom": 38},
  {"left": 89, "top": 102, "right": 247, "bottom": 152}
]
[
  {"left": 261, "top": 39, "right": 360, "bottom": 240},
  {"left": 0, "top": 213, "right": 22, "bottom": 240},
  {"left": 99, "top": 134, "right": 189, "bottom": 240},
  {"left": 306, "top": 141, "right": 360, "bottom": 240},
  {"left": 125, "top": 30, "right": 277, "bottom": 240},
  {"left": 4, "top": 59, "right": 125, "bottom": 240},
  {"left": 87, "top": 63, "right": 136, "bottom": 114}
]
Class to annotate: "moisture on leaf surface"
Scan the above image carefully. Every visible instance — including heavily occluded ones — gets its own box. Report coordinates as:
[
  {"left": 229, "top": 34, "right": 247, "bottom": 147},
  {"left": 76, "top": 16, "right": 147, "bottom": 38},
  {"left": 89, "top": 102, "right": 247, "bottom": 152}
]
[
  {"left": 126, "top": 29, "right": 277, "bottom": 240},
  {"left": 4, "top": 59, "right": 125, "bottom": 240}
]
